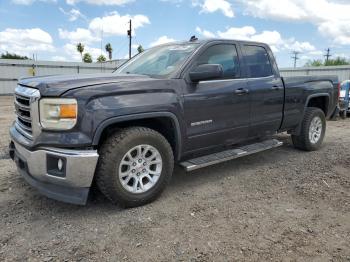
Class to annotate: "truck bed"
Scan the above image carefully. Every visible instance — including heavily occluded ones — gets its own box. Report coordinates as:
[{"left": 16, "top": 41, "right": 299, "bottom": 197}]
[{"left": 280, "top": 75, "right": 339, "bottom": 131}]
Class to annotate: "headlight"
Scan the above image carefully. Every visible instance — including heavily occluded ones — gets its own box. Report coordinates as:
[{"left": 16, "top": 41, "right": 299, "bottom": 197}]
[{"left": 39, "top": 98, "right": 78, "bottom": 130}]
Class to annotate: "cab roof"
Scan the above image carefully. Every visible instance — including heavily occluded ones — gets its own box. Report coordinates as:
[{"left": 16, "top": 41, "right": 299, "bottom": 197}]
[{"left": 164, "top": 38, "right": 268, "bottom": 47}]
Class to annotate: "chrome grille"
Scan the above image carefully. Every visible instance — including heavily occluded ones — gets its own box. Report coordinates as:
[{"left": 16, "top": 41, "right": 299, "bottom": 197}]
[{"left": 14, "top": 85, "right": 40, "bottom": 140}]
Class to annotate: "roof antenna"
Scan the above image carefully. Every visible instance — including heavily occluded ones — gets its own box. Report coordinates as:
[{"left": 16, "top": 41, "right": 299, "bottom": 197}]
[{"left": 189, "top": 35, "right": 198, "bottom": 42}]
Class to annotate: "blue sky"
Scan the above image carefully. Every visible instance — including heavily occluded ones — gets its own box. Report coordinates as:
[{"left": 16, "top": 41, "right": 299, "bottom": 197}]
[{"left": 1, "top": 0, "right": 350, "bottom": 67}]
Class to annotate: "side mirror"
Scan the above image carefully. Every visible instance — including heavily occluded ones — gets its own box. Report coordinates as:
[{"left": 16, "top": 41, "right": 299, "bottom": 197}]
[{"left": 189, "top": 64, "right": 224, "bottom": 82}]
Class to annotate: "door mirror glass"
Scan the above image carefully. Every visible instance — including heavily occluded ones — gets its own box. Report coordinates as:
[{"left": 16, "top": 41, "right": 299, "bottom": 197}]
[{"left": 189, "top": 64, "right": 224, "bottom": 82}]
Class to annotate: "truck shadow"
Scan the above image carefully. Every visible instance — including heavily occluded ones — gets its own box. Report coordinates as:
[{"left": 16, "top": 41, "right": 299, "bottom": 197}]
[
  {"left": 11, "top": 134, "right": 303, "bottom": 215},
  {"left": 87, "top": 134, "right": 297, "bottom": 209}
]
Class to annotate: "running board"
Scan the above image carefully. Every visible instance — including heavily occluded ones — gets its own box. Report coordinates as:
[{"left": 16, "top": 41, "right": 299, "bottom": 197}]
[{"left": 180, "top": 139, "right": 283, "bottom": 172}]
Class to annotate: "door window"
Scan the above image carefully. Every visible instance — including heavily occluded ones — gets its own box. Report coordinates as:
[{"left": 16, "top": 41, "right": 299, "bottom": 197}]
[
  {"left": 195, "top": 44, "right": 240, "bottom": 78},
  {"left": 244, "top": 45, "right": 273, "bottom": 78}
]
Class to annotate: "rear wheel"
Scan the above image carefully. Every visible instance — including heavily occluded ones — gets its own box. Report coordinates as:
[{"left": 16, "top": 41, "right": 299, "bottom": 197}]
[
  {"left": 96, "top": 127, "right": 174, "bottom": 207},
  {"left": 292, "top": 107, "right": 326, "bottom": 151}
]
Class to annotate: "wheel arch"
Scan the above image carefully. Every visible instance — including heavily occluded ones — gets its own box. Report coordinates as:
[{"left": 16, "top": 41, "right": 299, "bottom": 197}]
[
  {"left": 290, "top": 93, "right": 330, "bottom": 136},
  {"left": 92, "top": 112, "right": 182, "bottom": 161},
  {"left": 305, "top": 93, "right": 330, "bottom": 116}
]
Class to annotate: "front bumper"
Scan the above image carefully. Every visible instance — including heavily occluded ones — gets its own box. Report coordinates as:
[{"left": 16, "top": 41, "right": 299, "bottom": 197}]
[{"left": 9, "top": 139, "right": 99, "bottom": 205}]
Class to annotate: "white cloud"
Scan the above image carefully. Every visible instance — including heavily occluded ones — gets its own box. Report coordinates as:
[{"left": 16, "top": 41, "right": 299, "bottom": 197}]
[
  {"left": 193, "top": 0, "right": 234, "bottom": 17},
  {"left": 160, "top": 0, "right": 183, "bottom": 3},
  {"left": 12, "top": 0, "right": 56, "bottom": 5},
  {"left": 318, "top": 20, "right": 350, "bottom": 44},
  {"left": 241, "top": 0, "right": 308, "bottom": 21},
  {"left": 308, "top": 50, "right": 323, "bottom": 56},
  {"left": 51, "top": 56, "right": 68, "bottom": 61},
  {"left": 238, "top": 0, "right": 350, "bottom": 45},
  {"left": 300, "top": 55, "right": 311, "bottom": 61},
  {"left": 0, "top": 28, "right": 55, "bottom": 56},
  {"left": 284, "top": 40, "right": 316, "bottom": 53},
  {"left": 196, "top": 26, "right": 215, "bottom": 38},
  {"left": 66, "top": 0, "right": 134, "bottom": 5},
  {"left": 89, "top": 12, "right": 150, "bottom": 36},
  {"left": 59, "top": 28, "right": 100, "bottom": 44},
  {"left": 59, "top": 7, "right": 86, "bottom": 22},
  {"left": 217, "top": 26, "right": 256, "bottom": 40},
  {"left": 149, "top": 36, "right": 176, "bottom": 47}
]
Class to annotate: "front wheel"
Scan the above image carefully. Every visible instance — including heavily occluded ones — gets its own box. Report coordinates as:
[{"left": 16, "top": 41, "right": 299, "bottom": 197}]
[
  {"left": 95, "top": 127, "right": 174, "bottom": 207},
  {"left": 291, "top": 107, "right": 326, "bottom": 151}
]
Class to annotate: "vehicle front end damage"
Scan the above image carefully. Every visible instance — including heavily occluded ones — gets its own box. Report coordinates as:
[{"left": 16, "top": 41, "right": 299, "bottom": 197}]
[{"left": 9, "top": 85, "right": 98, "bottom": 205}]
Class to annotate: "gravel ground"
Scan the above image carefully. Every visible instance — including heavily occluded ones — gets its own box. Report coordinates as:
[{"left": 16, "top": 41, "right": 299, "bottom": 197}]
[{"left": 0, "top": 96, "right": 349, "bottom": 261}]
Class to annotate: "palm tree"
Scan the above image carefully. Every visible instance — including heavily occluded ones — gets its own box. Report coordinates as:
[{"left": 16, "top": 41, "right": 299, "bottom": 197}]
[
  {"left": 76, "top": 43, "right": 84, "bottom": 61},
  {"left": 97, "top": 54, "right": 106, "bottom": 63},
  {"left": 137, "top": 45, "right": 144, "bottom": 54},
  {"left": 83, "top": 53, "right": 92, "bottom": 63},
  {"left": 105, "top": 43, "right": 113, "bottom": 60}
]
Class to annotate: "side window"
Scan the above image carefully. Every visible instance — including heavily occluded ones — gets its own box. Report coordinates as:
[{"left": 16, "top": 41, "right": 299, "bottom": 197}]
[
  {"left": 196, "top": 44, "right": 240, "bottom": 78},
  {"left": 243, "top": 45, "right": 273, "bottom": 78}
]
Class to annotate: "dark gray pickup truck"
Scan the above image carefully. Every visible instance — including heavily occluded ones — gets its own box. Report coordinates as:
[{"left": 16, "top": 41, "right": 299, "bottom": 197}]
[{"left": 9, "top": 39, "right": 339, "bottom": 207}]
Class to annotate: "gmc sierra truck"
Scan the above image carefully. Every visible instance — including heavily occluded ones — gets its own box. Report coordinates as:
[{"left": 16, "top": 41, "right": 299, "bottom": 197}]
[{"left": 9, "top": 39, "right": 339, "bottom": 207}]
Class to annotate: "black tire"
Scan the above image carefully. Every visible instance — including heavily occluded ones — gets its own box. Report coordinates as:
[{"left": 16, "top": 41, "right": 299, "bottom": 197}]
[
  {"left": 291, "top": 107, "right": 326, "bottom": 151},
  {"left": 95, "top": 127, "right": 174, "bottom": 207}
]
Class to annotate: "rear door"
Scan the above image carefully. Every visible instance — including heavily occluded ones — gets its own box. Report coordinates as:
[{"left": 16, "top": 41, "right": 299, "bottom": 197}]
[
  {"left": 183, "top": 43, "right": 251, "bottom": 152},
  {"left": 242, "top": 44, "right": 284, "bottom": 137}
]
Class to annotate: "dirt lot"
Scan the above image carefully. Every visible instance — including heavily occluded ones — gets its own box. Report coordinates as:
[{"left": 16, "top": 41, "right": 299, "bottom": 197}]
[{"left": 0, "top": 96, "right": 349, "bottom": 261}]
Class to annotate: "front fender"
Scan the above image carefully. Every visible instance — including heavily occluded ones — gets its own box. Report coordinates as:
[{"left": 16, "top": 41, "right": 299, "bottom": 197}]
[{"left": 92, "top": 112, "right": 183, "bottom": 160}]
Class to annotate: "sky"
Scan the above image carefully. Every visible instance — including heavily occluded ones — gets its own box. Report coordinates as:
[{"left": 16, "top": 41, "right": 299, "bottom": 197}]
[{"left": 0, "top": 0, "right": 350, "bottom": 67}]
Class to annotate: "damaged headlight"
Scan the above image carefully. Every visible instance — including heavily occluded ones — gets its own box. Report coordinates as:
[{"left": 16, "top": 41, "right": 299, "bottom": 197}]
[{"left": 39, "top": 98, "right": 78, "bottom": 130}]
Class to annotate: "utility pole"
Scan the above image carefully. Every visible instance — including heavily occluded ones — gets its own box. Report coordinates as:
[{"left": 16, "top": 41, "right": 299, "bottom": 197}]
[
  {"left": 127, "top": 19, "right": 132, "bottom": 59},
  {"left": 324, "top": 48, "right": 332, "bottom": 64},
  {"left": 291, "top": 51, "right": 300, "bottom": 68}
]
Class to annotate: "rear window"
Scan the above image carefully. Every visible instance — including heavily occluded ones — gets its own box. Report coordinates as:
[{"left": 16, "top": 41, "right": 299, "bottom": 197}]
[{"left": 243, "top": 45, "right": 273, "bottom": 78}]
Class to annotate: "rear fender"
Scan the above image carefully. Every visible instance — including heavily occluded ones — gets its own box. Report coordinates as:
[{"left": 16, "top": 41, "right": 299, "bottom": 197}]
[{"left": 290, "top": 93, "right": 330, "bottom": 135}]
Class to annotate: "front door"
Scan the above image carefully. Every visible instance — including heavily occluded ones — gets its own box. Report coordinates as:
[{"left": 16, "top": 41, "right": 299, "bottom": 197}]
[{"left": 183, "top": 43, "right": 251, "bottom": 153}]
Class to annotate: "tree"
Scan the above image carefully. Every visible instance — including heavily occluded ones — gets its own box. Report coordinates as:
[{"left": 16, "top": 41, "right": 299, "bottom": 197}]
[
  {"left": 325, "top": 57, "right": 350, "bottom": 66},
  {"left": 137, "top": 45, "right": 144, "bottom": 54},
  {"left": 1, "top": 52, "right": 29, "bottom": 60},
  {"left": 105, "top": 43, "right": 113, "bottom": 60},
  {"left": 305, "top": 57, "right": 350, "bottom": 67},
  {"left": 76, "top": 43, "right": 85, "bottom": 61},
  {"left": 83, "top": 53, "right": 92, "bottom": 63},
  {"left": 304, "top": 59, "right": 323, "bottom": 67},
  {"left": 97, "top": 54, "right": 106, "bottom": 63}
]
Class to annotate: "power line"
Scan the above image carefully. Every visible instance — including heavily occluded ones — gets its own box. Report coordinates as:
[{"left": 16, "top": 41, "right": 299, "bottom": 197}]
[
  {"left": 291, "top": 51, "right": 300, "bottom": 68},
  {"left": 324, "top": 48, "right": 332, "bottom": 63},
  {"left": 127, "top": 19, "right": 132, "bottom": 60}
]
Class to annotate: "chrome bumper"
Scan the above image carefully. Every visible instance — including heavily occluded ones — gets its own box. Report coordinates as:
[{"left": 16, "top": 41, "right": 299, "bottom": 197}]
[{"left": 10, "top": 140, "right": 99, "bottom": 205}]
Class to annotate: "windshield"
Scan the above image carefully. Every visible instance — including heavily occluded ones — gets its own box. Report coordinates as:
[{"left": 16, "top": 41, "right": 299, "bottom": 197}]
[{"left": 115, "top": 43, "right": 199, "bottom": 78}]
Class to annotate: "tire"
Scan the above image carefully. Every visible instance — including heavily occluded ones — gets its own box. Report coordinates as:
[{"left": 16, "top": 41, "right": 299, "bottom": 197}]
[
  {"left": 291, "top": 107, "right": 326, "bottom": 151},
  {"left": 95, "top": 127, "right": 174, "bottom": 207}
]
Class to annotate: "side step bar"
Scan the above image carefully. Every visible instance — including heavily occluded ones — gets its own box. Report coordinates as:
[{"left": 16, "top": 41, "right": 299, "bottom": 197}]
[{"left": 180, "top": 139, "right": 283, "bottom": 172}]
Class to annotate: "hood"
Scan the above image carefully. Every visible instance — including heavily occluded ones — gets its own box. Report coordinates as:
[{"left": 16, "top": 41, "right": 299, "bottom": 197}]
[{"left": 18, "top": 73, "right": 152, "bottom": 96}]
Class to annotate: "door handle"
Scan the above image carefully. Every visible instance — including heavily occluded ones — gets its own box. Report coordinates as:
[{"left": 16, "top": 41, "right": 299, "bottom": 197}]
[
  {"left": 271, "top": 85, "right": 283, "bottom": 91},
  {"left": 235, "top": 88, "right": 249, "bottom": 95}
]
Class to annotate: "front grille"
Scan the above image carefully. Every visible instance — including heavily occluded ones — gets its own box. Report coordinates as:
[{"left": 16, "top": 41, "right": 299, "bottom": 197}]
[{"left": 14, "top": 85, "right": 40, "bottom": 140}]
